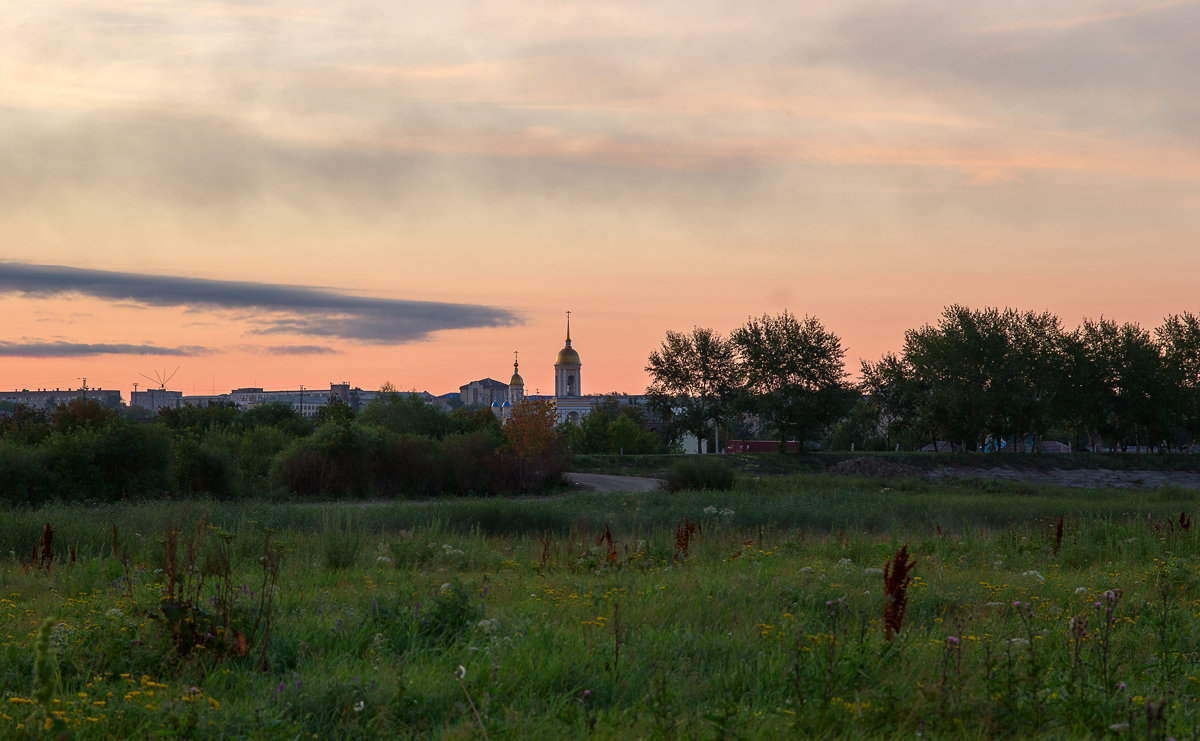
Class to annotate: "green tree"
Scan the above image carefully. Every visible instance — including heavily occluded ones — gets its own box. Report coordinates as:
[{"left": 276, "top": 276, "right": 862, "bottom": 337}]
[
  {"left": 1073, "top": 318, "right": 1170, "bottom": 450},
  {"left": 240, "top": 401, "right": 311, "bottom": 436},
  {"left": 732, "top": 311, "right": 853, "bottom": 452},
  {"left": 313, "top": 397, "right": 355, "bottom": 428},
  {"left": 51, "top": 398, "right": 119, "bottom": 433},
  {"left": 360, "top": 392, "right": 452, "bottom": 438},
  {"left": 156, "top": 401, "right": 241, "bottom": 434},
  {"left": 0, "top": 404, "right": 51, "bottom": 445},
  {"left": 645, "top": 327, "right": 740, "bottom": 454},
  {"left": 860, "top": 352, "right": 935, "bottom": 450},
  {"left": 503, "top": 399, "right": 566, "bottom": 491},
  {"left": 1155, "top": 312, "right": 1200, "bottom": 448}
]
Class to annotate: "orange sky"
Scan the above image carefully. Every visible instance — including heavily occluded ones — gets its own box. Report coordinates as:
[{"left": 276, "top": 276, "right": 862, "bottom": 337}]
[{"left": 3, "top": 1, "right": 1199, "bottom": 399}]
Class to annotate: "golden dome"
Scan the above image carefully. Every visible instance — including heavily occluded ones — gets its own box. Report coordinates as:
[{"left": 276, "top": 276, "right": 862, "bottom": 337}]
[
  {"left": 555, "top": 312, "right": 581, "bottom": 365},
  {"left": 555, "top": 345, "right": 581, "bottom": 366},
  {"left": 509, "top": 353, "right": 524, "bottom": 387}
]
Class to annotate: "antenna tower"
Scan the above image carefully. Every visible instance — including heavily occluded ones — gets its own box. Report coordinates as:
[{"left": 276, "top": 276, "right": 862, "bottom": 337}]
[{"left": 139, "top": 367, "right": 180, "bottom": 390}]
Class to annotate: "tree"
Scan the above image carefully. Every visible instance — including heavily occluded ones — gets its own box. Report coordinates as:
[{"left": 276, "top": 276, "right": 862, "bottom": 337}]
[
  {"left": 732, "top": 311, "right": 853, "bottom": 451},
  {"left": 313, "top": 397, "right": 355, "bottom": 428},
  {"left": 360, "top": 392, "right": 451, "bottom": 438},
  {"left": 1073, "top": 318, "right": 1170, "bottom": 451},
  {"left": 240, "top": 401, "right": 311, "bottom": 436},
  {"left": 645, "top": 327, "right": 740, "bottom": 453},
  {"left": 1155, "top": 312, "right": 1200, "bottom": 448},
  {"left": 860, "top": 352, "right": 934, "bottom": 450},
  {"left": 503, "top": 399, "right": 566, "bottom": 491},
  {"left": 564, "top": 395, "right": 663, "bottom": 455}
]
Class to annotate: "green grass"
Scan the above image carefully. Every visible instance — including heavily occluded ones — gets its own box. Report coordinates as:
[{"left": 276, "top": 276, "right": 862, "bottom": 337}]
[
  {"left": 571, "top": 451, "right": 1200, "bottom": 478},
  {"left": 2, "top": 474, "right": 1200, "bottom": 738}
]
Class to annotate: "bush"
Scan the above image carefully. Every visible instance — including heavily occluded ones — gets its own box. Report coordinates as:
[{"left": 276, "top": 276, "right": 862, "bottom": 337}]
[
  {"left": 176, "top": 441, "right": 239, "bottom": 498},
  {"left": 666, "top": 457, "right": 735, "bottom": 492}
]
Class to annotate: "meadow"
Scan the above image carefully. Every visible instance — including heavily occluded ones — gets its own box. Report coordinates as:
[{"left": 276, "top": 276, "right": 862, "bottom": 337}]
[{"left": 2, "top": 473, "right": 1200, "bottom": 739}]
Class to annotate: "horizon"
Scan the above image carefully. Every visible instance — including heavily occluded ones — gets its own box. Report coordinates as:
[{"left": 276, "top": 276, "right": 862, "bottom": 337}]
[{"left": 4, "top": 2, "right": 1197, "bottom": 397}]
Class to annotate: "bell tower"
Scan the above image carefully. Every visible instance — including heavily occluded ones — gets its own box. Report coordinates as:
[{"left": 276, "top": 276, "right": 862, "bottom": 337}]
[
  {"left": 508, "top": 351, "right": 525, "bottom": 404},
  {"left": 554, "top": 311, "right": 582, "bottom": 398}
]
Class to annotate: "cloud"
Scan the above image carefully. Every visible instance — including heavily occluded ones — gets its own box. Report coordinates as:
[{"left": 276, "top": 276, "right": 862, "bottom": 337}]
[
  {"left": 0, "top": 262, "right": 520, "bottom": 343},
  {"left": 263, "top": 345, "right": 340, "bottom": 355},
  {"left": 0, "top": 341, "right": 206, "bottom": 358}
]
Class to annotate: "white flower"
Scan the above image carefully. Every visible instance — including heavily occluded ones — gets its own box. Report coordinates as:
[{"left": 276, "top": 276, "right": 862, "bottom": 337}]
[
  {"left": 719, "top": 508, "right": 735, "bottom": 517},
  {"left": 1075, "top": 587, "right": 1088, "bottom": 594},
  {"left": 475, "top": 619, "right": 498, "bottom": 633},
  {"left": 440, "top": 583, "right": 453, "bottom": 594},
  {"left": 376, "top": 556, "right": 392, "bottom": 564},
  {"left": 863, "top": 567, "right": 884, "bottom": 576},
  {"left": 1010, "top": 637, "right": 1030, "bottom": 646},
  {"left": 1108, "top": 722, "right": 1129, "bottom": 731},
  {"left": 798, "top": 566, "right": 814, "bottom": 573},
  {"left": 455, "top": 665, "right": 467, "bottom": 680},
  {"left": 836, "top": 558, "right": 853, "bottom": 569},
  {"left": 353, "top": 700, "right": 365, "bottom": 712},
  {"left": 1022, "top": 570, "right": 1046, "bottom": 584},
  {"left": 703, "top": 506, "right": 718, "bottom": 515}
]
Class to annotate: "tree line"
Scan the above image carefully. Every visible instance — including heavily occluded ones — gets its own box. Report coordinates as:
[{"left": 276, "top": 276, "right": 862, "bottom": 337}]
[
  {"left": 0, "top": 393, "right": 568, "bottom": 505},
  {"left": 645, "top": 307, "right": 1200, "bottom": 453}
]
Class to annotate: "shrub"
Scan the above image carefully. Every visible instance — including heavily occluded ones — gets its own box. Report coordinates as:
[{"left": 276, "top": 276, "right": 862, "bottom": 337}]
[
  {"left": 666, "top": 457, "right": 735, "bottom": 492},
  {"left": 176, "top": 441, "right": 239, "bottom": 499}
]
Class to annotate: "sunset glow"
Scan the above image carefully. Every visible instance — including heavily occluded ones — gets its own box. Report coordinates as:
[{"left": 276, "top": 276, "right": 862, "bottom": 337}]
[{"left": 4, "top": 1, "right": 1198, "bottom": 398}]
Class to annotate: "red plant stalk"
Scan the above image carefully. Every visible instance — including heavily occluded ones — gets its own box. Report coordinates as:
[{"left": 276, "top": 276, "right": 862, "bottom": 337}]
[{"left": 882, "top": 545, "right": 916, "bottom": 641}]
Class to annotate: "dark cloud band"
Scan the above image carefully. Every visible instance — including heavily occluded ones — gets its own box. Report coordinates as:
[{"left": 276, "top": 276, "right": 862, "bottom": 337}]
[
  {"left": 0, "top": 261, "right": 520, "bottom": 343},
  {"left": 0, "top": 341, "right": 205, "bottom": 358}
]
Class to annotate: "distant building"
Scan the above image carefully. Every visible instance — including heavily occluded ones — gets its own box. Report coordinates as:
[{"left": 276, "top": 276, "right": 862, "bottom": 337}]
[
  {"left": 131, "top": 388, "right": 183, "bottom": 412},
  {"left": 460, "top": 378, "right": 510, "bottom": 407},
  {"left": 227, "top": 383, "right": 376, "bottom": 418},
  {"left": 0, "top": 387, "right": 121, "bottom": 411},
  {"left": 483, "top": 314, "right": 646, "bottom": 425}
]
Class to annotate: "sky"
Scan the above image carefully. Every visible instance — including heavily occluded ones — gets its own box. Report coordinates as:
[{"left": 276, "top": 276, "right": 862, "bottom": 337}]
[{"left": 3, "top": 0, "right": 1199, "bottom": 398}]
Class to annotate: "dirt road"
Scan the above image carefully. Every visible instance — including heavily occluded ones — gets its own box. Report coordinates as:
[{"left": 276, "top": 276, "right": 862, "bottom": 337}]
[{"left": 565, "top": 472, "right": 664, "bottom": 493}]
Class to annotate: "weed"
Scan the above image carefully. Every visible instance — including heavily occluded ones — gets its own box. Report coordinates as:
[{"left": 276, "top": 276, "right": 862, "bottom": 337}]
[{"left": 882, "top": 545, "right": 915, "bottom": 640}]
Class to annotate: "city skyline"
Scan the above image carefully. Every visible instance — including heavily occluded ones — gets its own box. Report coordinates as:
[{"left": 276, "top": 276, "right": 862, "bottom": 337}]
[{"left": 4, "top": 1, "right": 1198, "bottom": 396}]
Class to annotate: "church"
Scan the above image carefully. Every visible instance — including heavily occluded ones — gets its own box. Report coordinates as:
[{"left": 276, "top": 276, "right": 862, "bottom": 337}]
[{"left": 492, "top": 313, "right": 596, "bottom": 425}]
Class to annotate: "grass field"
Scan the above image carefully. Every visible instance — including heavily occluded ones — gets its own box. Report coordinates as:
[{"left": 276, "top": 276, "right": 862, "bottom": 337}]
[{"left": 3, "top": 473, "right": 1200, "bottom": 738}]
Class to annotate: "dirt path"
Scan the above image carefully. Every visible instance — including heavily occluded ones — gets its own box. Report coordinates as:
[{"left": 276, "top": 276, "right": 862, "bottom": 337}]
[
  {"left": 931, "top": 465, "right": 1200, "bottom": 491},
  {"left": 565, "top": 472, "right": 664, "bottom": 493}
]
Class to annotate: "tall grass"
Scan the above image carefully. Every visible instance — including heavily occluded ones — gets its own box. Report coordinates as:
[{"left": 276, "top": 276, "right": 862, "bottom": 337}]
[{"left": 2, "top": 475, "right": 1199, "bottom": 737}]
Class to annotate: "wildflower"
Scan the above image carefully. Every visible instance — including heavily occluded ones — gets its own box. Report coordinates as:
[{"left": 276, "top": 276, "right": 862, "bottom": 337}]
[
  {"left": 353, "top": 700, "right": 364, "bottom": 713},
  {"left": 440, "top": 583, "right": 453, "bottom": 595},
  {"left": 946, "top": 636, "right": 960, "bottom": 646},
  {"left": 1109, "top": 722, "right": 1129, "bottom": 731},
  {"left": 719, "top": 508, "right": 735, "bottom": 517},
  {"left": 1022, "top": 570, "right": 1045, "bottom": 583},
  {"left": 376, "top": 556, "right": 391, "bottom": 564},
  {"left": 475, "top": 619, "right": 497, "bottom": 633},
  {"left": 1075, "top": 586, "right": 1088, "bottom": 594},
  {"left": 454, "top": 665, "right": 468, "bottom": 680},
  {"left": 703, "top": 506, "right": 718, "bottom": 515},
  {"left": 1010, "top": 638, "right": 1030, "bottom": 646}
]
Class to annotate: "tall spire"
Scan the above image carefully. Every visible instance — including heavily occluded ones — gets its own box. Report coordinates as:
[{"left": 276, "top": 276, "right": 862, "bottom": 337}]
[
  {"left": 513, "top": 350, "right": 519, "bottom": 374},
  {"left": 565, "top": 310, "right": 572, "bottom": 346}
]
